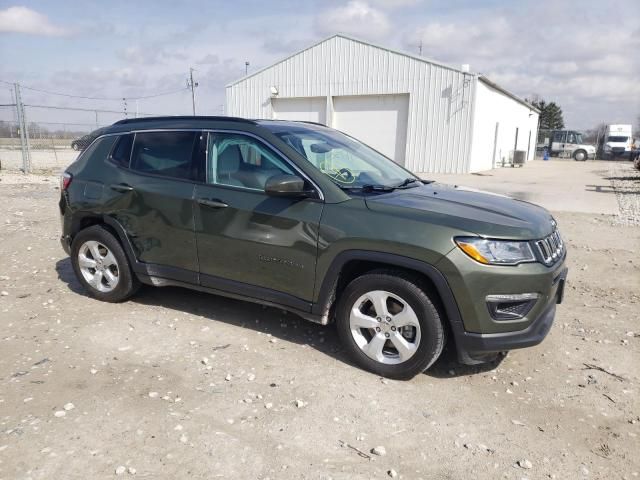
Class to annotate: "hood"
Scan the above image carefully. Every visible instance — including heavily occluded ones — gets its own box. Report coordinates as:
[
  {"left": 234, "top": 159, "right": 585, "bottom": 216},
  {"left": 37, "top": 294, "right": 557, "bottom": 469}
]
[{"left": 365, "top": 183, "right": 555, "bottom": 240}]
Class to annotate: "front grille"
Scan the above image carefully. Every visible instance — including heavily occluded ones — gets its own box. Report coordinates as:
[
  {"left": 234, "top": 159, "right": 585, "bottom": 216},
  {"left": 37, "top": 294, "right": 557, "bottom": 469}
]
[{"left": 535, "top": 229, "right": 564, "bottom": 265}]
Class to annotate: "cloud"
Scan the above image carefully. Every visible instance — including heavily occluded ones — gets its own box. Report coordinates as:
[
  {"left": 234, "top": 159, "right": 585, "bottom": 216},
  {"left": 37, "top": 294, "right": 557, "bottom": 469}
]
[
  {"left": 120, "top": 45, "right": 188, "bottom": 65},
  {"left": 0, "top": 6, "right": 69, "bottom": 36},
  {"left": 315, "top": 1, "right": 391, "bottom": 40},
  {"left": 369, "top": 0, "right": 422, "bottom": 7},
  {"left": 405, "top": 1, "right": 640, "bottom": 129}
]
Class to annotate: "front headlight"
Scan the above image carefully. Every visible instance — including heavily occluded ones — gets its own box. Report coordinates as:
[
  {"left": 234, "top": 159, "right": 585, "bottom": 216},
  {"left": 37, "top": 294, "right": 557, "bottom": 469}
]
[{"left": 455, "top": 237, "right": 536, "bottom": 265}]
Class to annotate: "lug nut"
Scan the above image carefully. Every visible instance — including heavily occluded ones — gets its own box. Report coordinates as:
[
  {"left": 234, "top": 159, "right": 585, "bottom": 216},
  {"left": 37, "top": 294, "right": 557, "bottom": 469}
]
[
  {"left": 376, "top": 317, "right": 382, "bottom": 322},
  {"left": 385, "top": 333, "right": 390, "bottom": 338},
  {"left": 376, "top": 327, "right": 381, "bottom": 332},
  {"left": 391, "top": 326, "right": 396, "bottom": 331}
]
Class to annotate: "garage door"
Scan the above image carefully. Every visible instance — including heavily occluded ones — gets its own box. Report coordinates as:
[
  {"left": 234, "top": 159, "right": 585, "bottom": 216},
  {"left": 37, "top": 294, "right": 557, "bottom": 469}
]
[
  {"left": 271, "top": 97, "right": 326, "bottom": 124},
  {"left": 332, "top": 94, "right": 409, "bottom": 165}
]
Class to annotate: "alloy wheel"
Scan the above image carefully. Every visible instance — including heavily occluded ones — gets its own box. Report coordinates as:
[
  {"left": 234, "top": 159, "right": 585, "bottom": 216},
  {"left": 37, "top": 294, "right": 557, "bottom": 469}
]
[
  {"left": 349, "top": 290, "right": 421, "bottom": 365},
  {"left": 78, "top": 240, "right": 120, "bottom": 293}
]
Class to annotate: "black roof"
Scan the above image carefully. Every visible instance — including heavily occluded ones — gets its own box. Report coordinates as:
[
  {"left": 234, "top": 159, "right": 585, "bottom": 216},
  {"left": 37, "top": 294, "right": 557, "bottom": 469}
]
[
  {"left": 102, "top": 116, "right": 331, "bottom": 135},
  {"left": 113, "top": 115, "right": 257, "bottom": 126}
]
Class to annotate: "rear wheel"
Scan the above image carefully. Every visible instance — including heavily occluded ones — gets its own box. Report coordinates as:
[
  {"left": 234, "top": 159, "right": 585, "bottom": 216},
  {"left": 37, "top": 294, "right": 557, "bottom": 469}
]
[
  {"left": 70, "top": 225, "right": 139, "bottom": 302},
  {"left": 336, "top": 270, "right": 445, "bottom": 379}
]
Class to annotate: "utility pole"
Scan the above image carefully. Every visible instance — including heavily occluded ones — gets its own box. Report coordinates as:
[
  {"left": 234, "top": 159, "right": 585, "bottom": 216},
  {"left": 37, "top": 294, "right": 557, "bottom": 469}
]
[
  {"left": 418, "top": 40, "right": 423, "bottom": 56},
  {"left": 187, "top": 67, "right": 198, "bottom": 116},
  {"left": 245, "top": 61, "right": 249, "bottom": 76},
  {"left": 123, "top": 98, "right": 128, "bottom": 118},
  {"left": 14, "top": 83, "right": 31, "bottom": 173}
]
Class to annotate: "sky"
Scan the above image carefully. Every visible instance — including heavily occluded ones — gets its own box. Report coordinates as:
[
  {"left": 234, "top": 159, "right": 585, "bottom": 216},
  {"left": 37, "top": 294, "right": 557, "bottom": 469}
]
[{"left": 0, "top": 0, "right": 638, "bottom": 132}]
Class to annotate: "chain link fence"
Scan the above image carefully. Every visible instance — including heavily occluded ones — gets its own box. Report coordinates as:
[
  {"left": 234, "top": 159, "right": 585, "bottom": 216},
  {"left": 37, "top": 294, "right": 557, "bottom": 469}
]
[{"left": 1, "top": 82, "right": 189, "bottom": 173}]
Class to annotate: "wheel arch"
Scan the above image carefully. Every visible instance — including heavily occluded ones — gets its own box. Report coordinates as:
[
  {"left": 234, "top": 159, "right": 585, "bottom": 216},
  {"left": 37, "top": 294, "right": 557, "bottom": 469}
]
[
  {"left": 70, "top": 214, "right": 140, "bottom": 269},
  {"left": 313, "top": 251, "right": 463, "bottom": 330}
]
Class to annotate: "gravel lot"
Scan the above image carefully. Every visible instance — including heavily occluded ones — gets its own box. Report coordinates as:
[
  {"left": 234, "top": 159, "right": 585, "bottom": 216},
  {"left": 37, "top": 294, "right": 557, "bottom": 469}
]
[{"left": 0, "top": 161, "right": 639, "bottom": 479}]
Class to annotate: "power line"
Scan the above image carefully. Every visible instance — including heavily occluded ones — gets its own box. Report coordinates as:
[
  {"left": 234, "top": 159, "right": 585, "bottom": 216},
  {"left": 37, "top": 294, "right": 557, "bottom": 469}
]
[
  {"left": 23, "top": 104, "right": 161, "bottom": 116},
  {"left": 0, "top": 79, "right": 188, "bottom": 101}
]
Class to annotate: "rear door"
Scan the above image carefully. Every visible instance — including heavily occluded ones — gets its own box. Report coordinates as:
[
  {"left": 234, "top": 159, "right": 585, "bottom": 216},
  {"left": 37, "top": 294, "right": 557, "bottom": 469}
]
[
  {"left": 193, "top": 131, "right": 323, "bottom": 307},
  {"left": 105, "top": 130, "right": 204, "bottom": 282}
]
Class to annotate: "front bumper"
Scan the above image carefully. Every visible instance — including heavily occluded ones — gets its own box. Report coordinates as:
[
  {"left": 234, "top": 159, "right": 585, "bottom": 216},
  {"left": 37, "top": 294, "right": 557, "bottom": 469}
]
[
  {"left": 436, "top": 244, "right": 568, "bottom": 364},
  {"left": 451, "top": 266, "right": 568, "bottom": 364},
  {"left": 452, "top": 267, "right": 567, "bottom": 364}
]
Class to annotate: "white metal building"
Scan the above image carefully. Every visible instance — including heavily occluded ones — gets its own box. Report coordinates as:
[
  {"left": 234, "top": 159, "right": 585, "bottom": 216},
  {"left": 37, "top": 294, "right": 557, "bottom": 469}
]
[{"left": 226, "top": 34, "right": 539, "bottom": 174}]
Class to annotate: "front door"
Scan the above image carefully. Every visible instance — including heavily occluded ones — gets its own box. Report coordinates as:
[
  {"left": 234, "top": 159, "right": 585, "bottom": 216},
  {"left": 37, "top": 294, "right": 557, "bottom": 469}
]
[
  {"left": 194, "top": 131, "right": 323, "bottom": 309},
  {"left": 551, "top": 130, "right": 566, "bottom": 155},
  {"left": 107, "top": 130, "right": 203, "bottom": 282}
]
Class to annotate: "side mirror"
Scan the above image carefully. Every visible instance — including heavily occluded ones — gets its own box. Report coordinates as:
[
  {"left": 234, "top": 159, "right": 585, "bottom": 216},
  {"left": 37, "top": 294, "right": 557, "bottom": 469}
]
[{"left": 265, "top": 174, "right": 313, "bottom": 198}]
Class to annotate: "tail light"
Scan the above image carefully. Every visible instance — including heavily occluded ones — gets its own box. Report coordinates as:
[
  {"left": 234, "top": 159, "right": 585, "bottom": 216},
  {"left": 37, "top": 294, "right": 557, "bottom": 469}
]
[{"left": 60, "top": 172, "right": 73, "bottom": 191}]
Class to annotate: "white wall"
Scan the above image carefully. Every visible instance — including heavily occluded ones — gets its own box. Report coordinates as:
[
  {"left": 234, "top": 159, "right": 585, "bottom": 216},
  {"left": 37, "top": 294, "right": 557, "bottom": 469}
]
[
  {"left": 469, "top": 80, "right": 539, "bottom": 172},
  {"left": 226, "top": 35, "right": 475, "bottom": 173}
]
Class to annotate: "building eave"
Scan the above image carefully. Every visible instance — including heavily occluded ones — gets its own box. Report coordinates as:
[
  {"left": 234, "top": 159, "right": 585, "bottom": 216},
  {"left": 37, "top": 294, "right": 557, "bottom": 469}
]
[{"left": 478, "top": 75, "right": 540, "bottom": 113}]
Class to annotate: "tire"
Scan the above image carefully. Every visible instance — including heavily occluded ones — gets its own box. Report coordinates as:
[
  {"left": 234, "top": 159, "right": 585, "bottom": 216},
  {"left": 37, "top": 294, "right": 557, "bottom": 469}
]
[
  {"left": 70, "top": 225, "right": 140, "bottom": 302},
  {"left": 573, "top": 150, "right": 587, "bottom": 161},
  {"left": 335, "top": 270, "right": 445, "bottom": 379}
]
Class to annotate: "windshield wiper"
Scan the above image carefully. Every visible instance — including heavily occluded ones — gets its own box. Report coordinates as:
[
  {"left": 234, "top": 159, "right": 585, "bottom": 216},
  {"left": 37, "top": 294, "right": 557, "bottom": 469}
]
[
  {"left": 395, "top": 178, "right": 421, "bottom": 188},
  {"left": 361, "top": 184, "right": 396, "bottom": 192}
]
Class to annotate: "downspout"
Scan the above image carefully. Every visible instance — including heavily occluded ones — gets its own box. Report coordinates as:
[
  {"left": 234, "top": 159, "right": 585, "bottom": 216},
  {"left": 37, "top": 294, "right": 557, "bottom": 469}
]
[{"left": 465, "top": 74, "right": 479, "bottom": 173}]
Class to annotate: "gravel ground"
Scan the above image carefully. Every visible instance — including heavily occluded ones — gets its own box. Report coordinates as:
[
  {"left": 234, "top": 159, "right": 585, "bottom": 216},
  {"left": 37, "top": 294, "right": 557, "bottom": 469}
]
[
  {"left": 609, "top": 161, "right": 640, "bottom": 226},
  {"left": 0, "top": 164, "right": 639, "bottom": 480}
]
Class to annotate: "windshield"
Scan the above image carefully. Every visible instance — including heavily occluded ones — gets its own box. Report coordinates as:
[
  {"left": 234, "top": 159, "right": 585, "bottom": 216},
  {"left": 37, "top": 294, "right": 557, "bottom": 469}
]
[
  {"left": 274, "top": 127, "right": 417, "bottom": 189},
  {"left": 607, "top": 136, "right": 628, "bottom": 143}
]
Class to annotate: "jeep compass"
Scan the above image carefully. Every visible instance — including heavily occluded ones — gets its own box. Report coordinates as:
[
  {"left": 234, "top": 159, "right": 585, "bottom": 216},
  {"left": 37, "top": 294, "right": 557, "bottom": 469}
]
[{"left": 59, "top": 116, "right": 568, "bottom": 379}]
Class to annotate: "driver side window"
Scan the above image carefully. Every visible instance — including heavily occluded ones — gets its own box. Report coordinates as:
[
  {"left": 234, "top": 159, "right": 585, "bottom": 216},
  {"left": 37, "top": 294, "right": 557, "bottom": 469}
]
[{"left": 207, "top": 133, "right": 295, "bottom": 190}]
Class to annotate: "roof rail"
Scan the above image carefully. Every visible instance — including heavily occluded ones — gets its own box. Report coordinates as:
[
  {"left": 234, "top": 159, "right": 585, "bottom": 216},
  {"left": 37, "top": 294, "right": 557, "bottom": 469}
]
[{"left": 112, "top": 116, "right": 256, "bottom": 126}]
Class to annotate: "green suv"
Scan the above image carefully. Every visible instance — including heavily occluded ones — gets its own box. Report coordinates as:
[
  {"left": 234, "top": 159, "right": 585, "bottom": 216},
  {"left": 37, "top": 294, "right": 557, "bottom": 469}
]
[{"left": 59, "top": 116, "right": 568, "bottom": 379}]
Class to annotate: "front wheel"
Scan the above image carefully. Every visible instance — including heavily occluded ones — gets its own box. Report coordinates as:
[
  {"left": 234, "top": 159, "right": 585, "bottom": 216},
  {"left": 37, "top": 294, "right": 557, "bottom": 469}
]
[
  {"left": 573, "top": 150, "right": 587, "bottom": 161},
  {"left": 336, "top": 270, "right": 445, "bottom": 379}
]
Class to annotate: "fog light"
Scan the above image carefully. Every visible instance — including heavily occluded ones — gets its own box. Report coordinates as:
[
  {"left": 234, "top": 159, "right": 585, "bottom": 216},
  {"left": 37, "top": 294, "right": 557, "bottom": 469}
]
[{"left": 486, "top": 293, "right": 538, "bottom": 320}]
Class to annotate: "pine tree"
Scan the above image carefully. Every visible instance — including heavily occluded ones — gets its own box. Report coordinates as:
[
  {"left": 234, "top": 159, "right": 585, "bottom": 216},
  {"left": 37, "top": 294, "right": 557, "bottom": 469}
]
[{"left": 528, "top": 97, "right": 565, "bottom": 130}]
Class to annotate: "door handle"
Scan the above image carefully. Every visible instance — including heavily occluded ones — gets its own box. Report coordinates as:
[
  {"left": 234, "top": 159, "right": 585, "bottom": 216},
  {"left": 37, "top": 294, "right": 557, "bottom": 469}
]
[
  {"left": 110, "top": 183, "right": 134, "bottom": 193},
  {"left": 197, "top": 198, "right": 229, "bottom": 209}
]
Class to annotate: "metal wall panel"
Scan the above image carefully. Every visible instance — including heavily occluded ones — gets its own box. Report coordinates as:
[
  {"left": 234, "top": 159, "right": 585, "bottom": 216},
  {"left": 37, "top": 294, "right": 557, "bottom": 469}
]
[{"left": 226, "top": 35, "right": 478, "bottom": 173}]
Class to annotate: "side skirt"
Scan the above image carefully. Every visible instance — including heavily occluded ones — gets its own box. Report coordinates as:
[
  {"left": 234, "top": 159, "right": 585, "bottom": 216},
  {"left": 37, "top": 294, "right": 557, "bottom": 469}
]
[{"left": 136, "top": 271, "right": 324, "bottom": 325}]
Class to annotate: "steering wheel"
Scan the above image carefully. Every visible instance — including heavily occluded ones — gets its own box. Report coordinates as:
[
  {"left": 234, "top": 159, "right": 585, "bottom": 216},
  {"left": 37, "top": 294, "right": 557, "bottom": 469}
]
[{"left": 337, "top": 168, "right": 355, "bottom": 183}]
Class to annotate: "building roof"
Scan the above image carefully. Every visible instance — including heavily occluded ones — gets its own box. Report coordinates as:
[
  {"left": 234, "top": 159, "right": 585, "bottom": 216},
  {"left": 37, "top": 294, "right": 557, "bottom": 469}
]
[
  {"left": 226, "top": 33, "right": 470, "bottom": 88},
  {"left": 226, "top": 33, "right": 536, "bottom": 112}
]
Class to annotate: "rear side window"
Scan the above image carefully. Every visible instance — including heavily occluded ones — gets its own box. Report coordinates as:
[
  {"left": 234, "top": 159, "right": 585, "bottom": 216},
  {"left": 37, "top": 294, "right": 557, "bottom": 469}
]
[
  {"left": 130, "top": 131, "right": 198, "bottom": 179},
  {"left": 111, "top": 134, "right": 133, "bottom": 167},
  {"left": 78, "top": 136, "right": 117, "bottom": 166}
]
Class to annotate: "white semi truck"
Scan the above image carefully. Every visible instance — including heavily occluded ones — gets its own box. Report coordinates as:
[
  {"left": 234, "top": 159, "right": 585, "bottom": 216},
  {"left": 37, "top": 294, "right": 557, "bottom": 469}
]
[
  {"left": 602, "top": 124, "right": 633, "bottom": 159},
  {"left": 538, "top": 129, "right": 596, "bottom": 161}
]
